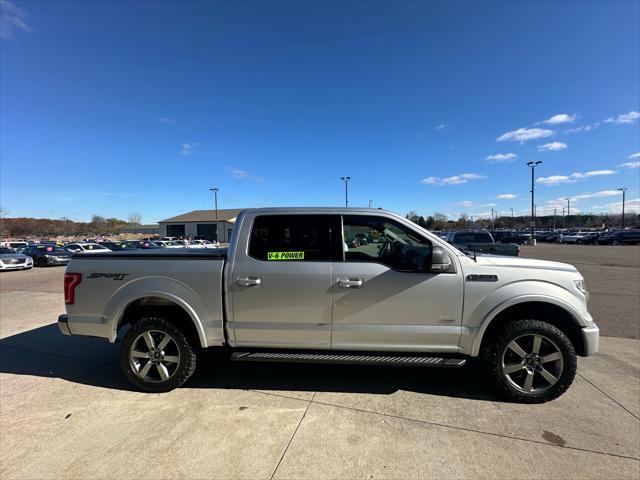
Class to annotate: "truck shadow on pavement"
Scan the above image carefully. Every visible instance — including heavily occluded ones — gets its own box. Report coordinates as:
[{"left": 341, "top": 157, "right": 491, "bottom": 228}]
[{"left": 0, "top": 323, "right": 501, "bottom": 402}]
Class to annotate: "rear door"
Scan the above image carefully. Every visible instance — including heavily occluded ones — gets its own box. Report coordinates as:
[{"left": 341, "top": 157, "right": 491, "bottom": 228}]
[{"left": 229, "top": 214, "right": 333, "bottom": 348}]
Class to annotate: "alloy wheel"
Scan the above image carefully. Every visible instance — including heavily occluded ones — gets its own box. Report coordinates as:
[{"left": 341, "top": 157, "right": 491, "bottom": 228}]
[
  {"left": 501, "top": 334, "right": 564, "bottom": 394},
  {"left": 129, "top": 330, "right": 181, "bottom": 382}
]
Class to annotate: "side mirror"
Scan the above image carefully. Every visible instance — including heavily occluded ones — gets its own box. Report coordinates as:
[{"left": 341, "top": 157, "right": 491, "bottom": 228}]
[{"left": 427, "top": 246, "right": 453, "bottom": 273}]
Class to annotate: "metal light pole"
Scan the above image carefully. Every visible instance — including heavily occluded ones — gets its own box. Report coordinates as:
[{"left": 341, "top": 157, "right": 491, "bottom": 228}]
[
  {"left": 618, "top": 188, "right": 627, "bottom": 230},
  {"left": 510, "top": 208, "right": 514, "bottom": 228},
  {"left": 368, "top": 200, "right": 372, "bottom": 208},
  {"left": 209, "top": 188, "right": 219, "bottom": 220},
  {"left": 340, "top": 176, "right": 351, "bottom": 207},
  {"left": 527, "top": 161, "right": 542, "bottom": 242},
  {"left": 491, "top": 208, "right": 495, "bottom": 230},
  {"left": 565, "top": 198, "right": 570, "bottom": 228},
  {"left": 553, "top": 208, "right": 557, "bottom": 229},
  {"left": 562, "top": 207, "right": 566, "bottom": 228}
]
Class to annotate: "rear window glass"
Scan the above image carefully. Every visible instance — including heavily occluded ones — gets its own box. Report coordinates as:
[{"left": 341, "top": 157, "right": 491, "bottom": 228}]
[{"left": 249, "top": 215, "right": 331, "bottom": 261}]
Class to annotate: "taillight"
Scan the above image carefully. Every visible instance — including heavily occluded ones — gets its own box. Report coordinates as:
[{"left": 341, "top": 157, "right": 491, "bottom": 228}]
[{"left": 64, "top": 273, "right": 81, "bottom": 305}]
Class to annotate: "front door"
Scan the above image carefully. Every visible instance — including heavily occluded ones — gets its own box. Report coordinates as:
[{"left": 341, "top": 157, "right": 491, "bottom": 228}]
[
  {"left": 229, "top": 214, "right": 333, "bottom": 348},
  {"left": 331, "top": 214, "right": 464, "bottom": 352}
]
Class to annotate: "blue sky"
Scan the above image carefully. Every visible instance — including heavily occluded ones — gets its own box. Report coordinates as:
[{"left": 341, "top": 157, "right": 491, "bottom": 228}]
[{"left": 1, "top": 0, "right": 639, "bottom": 223}]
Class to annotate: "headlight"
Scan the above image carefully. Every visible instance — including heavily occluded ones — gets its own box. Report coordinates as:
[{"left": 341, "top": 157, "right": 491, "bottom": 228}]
[{"left": 574, "top": 279, "right": 588, "bottom": 295}]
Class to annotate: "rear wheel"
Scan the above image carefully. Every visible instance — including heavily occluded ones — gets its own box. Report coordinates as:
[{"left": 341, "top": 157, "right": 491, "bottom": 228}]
[
  {"left": 120, "top": 317, "right": 197, "bottom": 392},
  {"left": 482, "top": 319, "right": 577, "bottom": 403}
]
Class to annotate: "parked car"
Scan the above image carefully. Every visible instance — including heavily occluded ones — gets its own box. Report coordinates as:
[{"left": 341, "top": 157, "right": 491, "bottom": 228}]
[
  {"left": 491, "top": 231, "right": 529, "bottom": 245},
  {"left": 154, "top": 240, "right": 185, "bottom": 249},
  {"left": 6, "top": 241, "right": 29, "bottom": 250},
  {"left": 444, "top": 230, "right": 520, "bottom": 256},
  {"left": 58, "top": 207, "right": 598, "bottom": 403},
  {"left": 0, "top": 247, "right": 33, "bottom": 271},
  {"left": 559, "top": 232, "right": 584, "bottom": 244},
  {"left": 99, "top": 241, "right": 139, "bottom": 251},
  {"left": 63, "top": 242, "right": 112, "bottom": 254},
  {"left": 576, "top": 232, "right": 600, "bottom": 245},
  {"left": 187, "top": 239, "right": 220, "bottom": 248},
  {"left": 597, "top": 230, "right": 640, "bottom": 245},
  {"left": 23, "top": 244, "right": 72, "bottom": 267}
]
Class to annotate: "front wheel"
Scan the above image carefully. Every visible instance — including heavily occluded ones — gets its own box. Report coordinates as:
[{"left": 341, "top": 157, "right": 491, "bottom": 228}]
[
  {"left": 482, "top": 319, "right": 577, "bottom": 403},
  {"left": 120, "top": 317, "right": 197, "bottom": 392}
]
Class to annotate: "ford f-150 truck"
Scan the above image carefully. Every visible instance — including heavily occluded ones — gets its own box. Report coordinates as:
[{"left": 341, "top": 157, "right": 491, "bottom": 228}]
[{"left": 58, "top": 208, "right": 599, "bottom": 403}]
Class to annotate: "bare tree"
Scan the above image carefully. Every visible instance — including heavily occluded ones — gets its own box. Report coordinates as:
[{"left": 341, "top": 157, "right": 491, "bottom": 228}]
[{"left": 127, "top": 212, "right": 142, "bottom": 225}]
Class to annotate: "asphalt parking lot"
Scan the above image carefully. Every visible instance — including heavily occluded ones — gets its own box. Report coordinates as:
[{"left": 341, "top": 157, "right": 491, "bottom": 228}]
[{"left": 1, "top": 245, "right": 639, "bottom": 479}]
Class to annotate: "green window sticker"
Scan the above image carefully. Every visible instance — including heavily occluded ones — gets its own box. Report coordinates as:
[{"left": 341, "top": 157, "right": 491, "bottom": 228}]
[{"left": 267, "top": 251, "right": 305, "bottom": 260}]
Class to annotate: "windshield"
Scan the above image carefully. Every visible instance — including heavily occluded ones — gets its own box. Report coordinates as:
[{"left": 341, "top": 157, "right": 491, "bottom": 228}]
[{"left": 0, "top": 247, "right": 16, "bottom": 254}]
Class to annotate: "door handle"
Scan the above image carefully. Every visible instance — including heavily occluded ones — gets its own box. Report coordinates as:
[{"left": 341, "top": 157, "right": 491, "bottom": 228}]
[
  {"left": 238, "top": 277, "right": 261, "bottom": 287},
  {"left": 337, "top": 277, "right": 364, "bottom": 288}
]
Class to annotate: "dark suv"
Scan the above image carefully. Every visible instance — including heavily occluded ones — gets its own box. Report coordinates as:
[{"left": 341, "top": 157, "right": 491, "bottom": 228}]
[{"left": 597, "top": 231, "right": 640, "bottom": 245}]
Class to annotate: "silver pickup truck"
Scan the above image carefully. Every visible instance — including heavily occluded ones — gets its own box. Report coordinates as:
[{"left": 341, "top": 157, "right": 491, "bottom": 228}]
[{"left": 58, "top": 207, "right": 599, "bottom": 403}]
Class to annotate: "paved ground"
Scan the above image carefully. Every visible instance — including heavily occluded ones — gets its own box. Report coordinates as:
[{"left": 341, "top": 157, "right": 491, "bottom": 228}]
[{"left": 1, "top": 247, "right": 639, "bottom": 479}]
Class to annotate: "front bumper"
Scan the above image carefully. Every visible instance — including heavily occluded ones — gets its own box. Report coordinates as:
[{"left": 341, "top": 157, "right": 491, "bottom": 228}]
[
  {"left": 0, "top": 260, "right": 32, "bottom": 270},
  {"left": 581, "top": 324, "right": 599, "bottom": 356},
  {"left": 58, "top": 314, "right": 71, "bottom": 335}
]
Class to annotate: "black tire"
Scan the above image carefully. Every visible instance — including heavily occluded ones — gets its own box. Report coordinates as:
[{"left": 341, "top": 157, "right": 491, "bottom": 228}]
[
  {"left": 35, "top": 257, "right": 47, "bottom": 267},
  {"left": 612, "top": 240, "right": 621, "bottom": 246},
  {"left": 120, "top": 317, "right": 197, "bottom": 392},
  {"left": 482, "top": 319, "right": 577, "bottom": 403}
]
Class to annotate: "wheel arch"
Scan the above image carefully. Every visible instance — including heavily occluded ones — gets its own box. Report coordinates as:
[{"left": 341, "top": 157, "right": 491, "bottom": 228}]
[
  {"left": 473, "top": 299, "right": 587, "bottom": 357},
  {"left": 111, "top": 292, "right": 208, "bottom": 348}
]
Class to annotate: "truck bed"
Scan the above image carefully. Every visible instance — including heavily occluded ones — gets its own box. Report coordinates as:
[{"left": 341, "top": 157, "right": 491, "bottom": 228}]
[{"left": 64, "top": 248, "right": 228, "bottom": 346}]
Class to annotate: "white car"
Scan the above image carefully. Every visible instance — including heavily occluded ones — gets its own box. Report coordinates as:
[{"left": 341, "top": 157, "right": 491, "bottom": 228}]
[
  {"left": 64, "top": 242, "right": 112, "bottom": 254},
  {"left": 154, "top": 240, "right": 185, "bottom": 249},
  {"left": 187, "top": 239, "right": 220, "bottom": 248},
  {"left": 0, "top": 247, "right": 33, "bottom": 270},
  {"left": 560, "top": 232, "right": 586, "bottom": 244}
]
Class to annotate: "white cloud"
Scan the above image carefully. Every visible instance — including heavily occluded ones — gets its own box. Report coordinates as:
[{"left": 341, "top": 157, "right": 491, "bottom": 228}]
[
  {"left": 619, "top": 161, "right": 640, "bottom": 169},
  {"left": 537, "top": 175, "right": 574, "bottom": 186},
  {"left": 0, "top": 1, "right": 32, "bottom": 40},
  {"left": 572, "top": 190, "right": 621, "bottom": 200},
  {"left": 496, "top": 193, "right": 516, "bottom": 199},
  {"left": 628, "top": 152, "right": 640, "bottom": 159},
  {"left": 601, "top": 198, "right": 640, "bottom": 213},
  {"left": 565, "top": 123, "right": 599, "bottom": 134},
  {"left": 226, "top": 167, "right": 265, "bottom": 183},
  {"left": 538, "top": 141, "right": 567, "bottom": 152},
  {"left": 455, "top": 201, "right": 474, "bottom": 207},
  {"left": 486, "top": 153, "right": 517, "bottom": 163},
  {"left": 422, "top": 173, "right": 486, "bottom": 186},
  {"left": 604, "top": 111, "right": 640, "bottom": 124},
  {"left": 538, "top": 170, "right": 617, "bottom": 186},
  {"left": 497, "top": 127, "right": 554, "bottom": 143},
  {"left": 434, "top": 124, "right": 445, "bottom": 131},
  {"left": 570, "top": 169, "right": 616, "bottom": 178},
  {"left": 180, "top": 142, "right": 199, "bottom": 155},
  {"left": 481, "top": 203, "right": 498, "bottom": 207},
  {"left": 421, "top": 176, "right": 439, "bottom": 185},
  {"left": 158, "top": 117, "right": 176, "bottom": 125},
  {"left": 543, "top": 113, "right": 576, "bottom": 125}
]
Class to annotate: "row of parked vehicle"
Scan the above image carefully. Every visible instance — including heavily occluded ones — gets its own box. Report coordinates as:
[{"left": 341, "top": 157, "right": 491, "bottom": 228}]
[{"left": 0, "top": 238, "right": 222, "bottom": 270}]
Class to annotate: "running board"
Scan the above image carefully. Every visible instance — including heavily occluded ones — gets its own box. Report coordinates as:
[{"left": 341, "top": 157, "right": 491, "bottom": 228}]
[{"left": 230, "top": 351, "right": 466, "bottom": 368}]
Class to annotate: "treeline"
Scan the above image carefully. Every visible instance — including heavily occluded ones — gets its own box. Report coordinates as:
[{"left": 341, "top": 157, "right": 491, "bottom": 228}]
[
  {"left": 0, "top": 215, "right": 130, "bottom": 238},
  {"left": 406, "top": 211, "right": 639, "bottom": 230}
]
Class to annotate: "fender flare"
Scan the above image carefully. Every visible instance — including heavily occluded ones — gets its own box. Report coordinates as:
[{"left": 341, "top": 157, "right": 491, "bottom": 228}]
[
  {"left": 469, "top": 293, "right": 588, "bottom": 357},
  {"left": 104, "top": 277, "right": 209, "bottom": 347}
]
